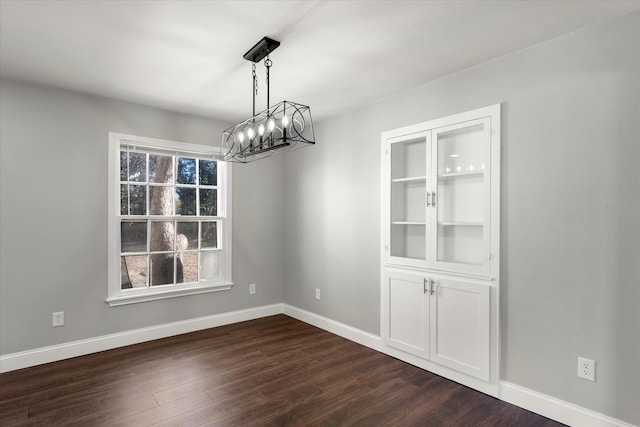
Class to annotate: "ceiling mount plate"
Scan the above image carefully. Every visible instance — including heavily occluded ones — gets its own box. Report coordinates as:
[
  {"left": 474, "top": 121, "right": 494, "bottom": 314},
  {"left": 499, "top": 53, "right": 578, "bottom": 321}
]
[{"left": 243, "top": 36, "right": 281, "bottom": 63}]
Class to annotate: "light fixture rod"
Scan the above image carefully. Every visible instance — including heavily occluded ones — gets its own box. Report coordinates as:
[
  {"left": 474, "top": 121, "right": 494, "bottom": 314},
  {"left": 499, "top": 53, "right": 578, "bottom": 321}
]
[
  {"left": 252, "top": 63, "right": 256, "bottom": 117},
  {"left": 265, "top": 57, "right": 271, "bottom": 112}
]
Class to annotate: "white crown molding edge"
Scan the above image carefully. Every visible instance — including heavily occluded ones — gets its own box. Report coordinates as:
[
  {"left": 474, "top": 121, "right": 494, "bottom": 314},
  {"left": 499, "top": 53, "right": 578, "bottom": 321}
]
[{"left": 0, "top": 303, "right": 283, "bottom": 373}]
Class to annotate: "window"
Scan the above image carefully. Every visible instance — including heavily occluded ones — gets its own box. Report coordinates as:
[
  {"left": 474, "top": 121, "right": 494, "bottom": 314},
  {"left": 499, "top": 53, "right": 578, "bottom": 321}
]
[{"left": 107, "top": 133, "right": 232, "bottom": 306}]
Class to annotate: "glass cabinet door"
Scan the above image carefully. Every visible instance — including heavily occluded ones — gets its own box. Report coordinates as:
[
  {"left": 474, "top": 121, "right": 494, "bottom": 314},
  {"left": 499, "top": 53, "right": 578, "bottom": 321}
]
[
  {"left": 388, "top": 133, "right": 429, "bottom": 265},
  {"left": 431, "top": 118, "right": 491, "bottom": 274}
]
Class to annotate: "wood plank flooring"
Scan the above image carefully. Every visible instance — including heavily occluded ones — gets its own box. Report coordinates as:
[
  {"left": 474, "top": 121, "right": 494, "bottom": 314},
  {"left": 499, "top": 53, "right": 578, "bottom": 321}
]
[{"left": 0, "top": 315, "right": 565, "bottom": 426}]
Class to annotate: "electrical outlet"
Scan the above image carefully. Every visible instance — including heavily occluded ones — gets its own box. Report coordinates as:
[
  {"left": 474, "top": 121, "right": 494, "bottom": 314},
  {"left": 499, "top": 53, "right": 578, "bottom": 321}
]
[
  {"left": 52, "top": 311, "right": 64, "bottom": 327},
  {"left": 578, "top": 357, "right": 596, "bottom": 381},
  {"left": 315, "top": 288, "right": 320, "bottom": 300},
  {"left": 249, "top": 283, "right": 256, "bottom": 295}
]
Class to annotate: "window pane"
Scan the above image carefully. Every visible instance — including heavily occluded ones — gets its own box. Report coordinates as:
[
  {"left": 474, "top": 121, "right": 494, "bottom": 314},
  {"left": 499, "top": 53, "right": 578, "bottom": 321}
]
[
  {"left": 149, "top": 186, "right": 173, "bottom": 216},
  {"left": 149, "top": 154, "right": 174, "bottom": 184},
  {"left": 129, "top": 184, "right": 146, "bottom": 215},
  {"left": 114, "top": 139, "right": 228, "bottom": 298},
  {"left": 177, "top": 222, "right": 198, "bottom": 250},
  {"left": 150, "top": 221, "right": 175, "bottom": 252},
  {"left": 200, "top": 251, "right": 221, "bottom": 281},
  {"left": 199, "top": 189, "right": 217, "bottom": 216},
  {"left": 199, "top": 160, "right": 217, "bottom": 186},
  {"left": 202, "top": 222, "right": 218, "bottom": 249},
  {"left": 176, "top": 188, "right": 196, "bottom": 216},
  {"left": 150, "top": 254, "right": 174, "bottom": 286},
  {"left": 177, "top": 157, "right": 196, "bottom": 184},
  {"left": 121, "top": 222, "right": 147, "bottom": 253},
  {"left": 120, "top": 151, "right": 127, "bottom": 181},
  {"left": 121, "top": 255, "right": 147, "bottom": 289},
  {"left": 128, "top": 152, "right": 146, "bottom": 182},
  {"left": 120, "top": 184, "right": 128, "bottom": 215},
  {"left": 178, "top": 251, "right": 198, "bottom": 284}
]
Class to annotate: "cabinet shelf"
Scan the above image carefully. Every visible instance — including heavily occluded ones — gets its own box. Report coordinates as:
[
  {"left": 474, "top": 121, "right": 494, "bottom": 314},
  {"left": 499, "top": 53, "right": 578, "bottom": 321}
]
[
  {"left": 392, "top": 176, "right": 427, "bottom": 183},
  {"left": 438, "top": 222, "right": 483, "bottom": 227},
  {"left": 438, "top": 171, "right": 483, "bottom": 180},
  {"left": 392, "top": 221, "right": 427, "bottom": 226}
]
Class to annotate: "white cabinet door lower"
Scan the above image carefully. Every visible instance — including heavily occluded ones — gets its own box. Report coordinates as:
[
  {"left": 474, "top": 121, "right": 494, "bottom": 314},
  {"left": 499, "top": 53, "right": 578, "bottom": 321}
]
[
  {"left": 429, "top": 278, "right": 490, "bottom": 381},
  {"left": 382, "top": 271, "right": 429, "bottom": 359}
]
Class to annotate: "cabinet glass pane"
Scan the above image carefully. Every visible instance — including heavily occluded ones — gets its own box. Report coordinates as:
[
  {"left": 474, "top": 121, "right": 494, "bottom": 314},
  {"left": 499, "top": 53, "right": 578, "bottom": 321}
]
[
  {"left": 391, "top": 224, "right": 426, "bottom": 260},
  {"left": 389, "top": 136, "right": 427, "bottom": 261},
  {"left": 391, "top": 138, "right": 426, "bottom": 180},
  {"left": 437, "top": 225, "right": 483, "bottom": 265},
  {"left": 435, "top": 121, "right": 488, "bottom": 266},
  {"left": 437, "top": 123, "right": 486, "bottom": 176},
  {"left": 437, "top": 176, "right": 483, "bottom": 223},
  {"left": 392, "top": 181, "right": 426, "bottom": 223}
]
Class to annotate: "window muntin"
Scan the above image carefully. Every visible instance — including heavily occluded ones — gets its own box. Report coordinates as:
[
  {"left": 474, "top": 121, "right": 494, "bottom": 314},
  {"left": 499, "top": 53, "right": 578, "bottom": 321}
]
[{"left": 108, "top": 133, "right": 231, "bottom": 306}]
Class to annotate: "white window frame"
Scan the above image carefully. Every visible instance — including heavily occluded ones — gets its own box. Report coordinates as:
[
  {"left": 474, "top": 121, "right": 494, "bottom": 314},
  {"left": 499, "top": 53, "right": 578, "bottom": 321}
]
[{"left": 107, "top": 132, "right": 233, "bottom": 306}]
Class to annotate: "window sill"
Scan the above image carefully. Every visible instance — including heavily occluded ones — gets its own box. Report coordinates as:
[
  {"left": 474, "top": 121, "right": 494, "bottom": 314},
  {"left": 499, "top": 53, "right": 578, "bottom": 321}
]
[{"left": 106, "top": 282, "right": 234, "bottom": 307}]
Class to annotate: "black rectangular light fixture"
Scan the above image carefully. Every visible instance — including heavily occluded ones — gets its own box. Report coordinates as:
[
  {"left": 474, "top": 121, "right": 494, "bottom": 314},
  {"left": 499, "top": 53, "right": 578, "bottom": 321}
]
[{"left": 221, "top": 36, "right": 315, "bottom": 164}]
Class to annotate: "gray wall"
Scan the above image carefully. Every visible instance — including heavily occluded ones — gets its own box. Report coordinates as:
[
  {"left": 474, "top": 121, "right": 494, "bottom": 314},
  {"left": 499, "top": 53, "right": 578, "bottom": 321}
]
[
  {"left": 1, "top": 10, "right": 638, "bottom": 426},
  {"left": 0, "top": 78, "right": 286, "bottom": 355},
  {"left": 283, "top": 11, "right": 639, "bottom": 425}
]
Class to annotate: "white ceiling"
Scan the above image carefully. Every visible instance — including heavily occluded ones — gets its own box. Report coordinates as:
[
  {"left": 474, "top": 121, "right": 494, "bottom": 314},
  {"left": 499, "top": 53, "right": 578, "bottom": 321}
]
[{"left": 1, "top": 1, "right": 638, "bottom": 123}]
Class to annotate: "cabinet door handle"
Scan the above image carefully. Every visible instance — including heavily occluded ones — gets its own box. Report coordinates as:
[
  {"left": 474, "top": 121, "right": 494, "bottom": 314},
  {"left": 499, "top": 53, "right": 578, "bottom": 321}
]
[
  {"left": 426, "top": 192, "right": 431, "bottom": 207},
  {"left": 423, "top": 278, "right": 428, "bottom": 294},
  {"left": 431, "top": 192, "right": 436, "bottom": 207},
  {"left": 430, "top": 279, "right": 435, "bottom": 295}
]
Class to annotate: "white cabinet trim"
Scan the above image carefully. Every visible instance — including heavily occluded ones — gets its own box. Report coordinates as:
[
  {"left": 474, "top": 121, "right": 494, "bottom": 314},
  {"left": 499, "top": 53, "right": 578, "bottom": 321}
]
[{"left": 381, "top": 104, "right": 501, "bottom": 387}]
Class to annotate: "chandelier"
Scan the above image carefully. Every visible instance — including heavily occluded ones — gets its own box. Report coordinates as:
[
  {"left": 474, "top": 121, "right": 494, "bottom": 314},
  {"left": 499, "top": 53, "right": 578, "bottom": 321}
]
[{"left": 221, "top": 37, "right": 315, "bottom": 163}]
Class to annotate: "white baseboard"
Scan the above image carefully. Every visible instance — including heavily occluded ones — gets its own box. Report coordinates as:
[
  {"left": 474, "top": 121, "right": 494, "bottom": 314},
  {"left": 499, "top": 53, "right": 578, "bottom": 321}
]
[
  {"left": 0, "top": 303, "right": 283, "bottom": 373},
  {"left": 282, "top": 304, "right": 383, "bottom": 351},
  {"left": 1, "top": 303, "right": 634, "bottom": 427},
  {"left": 283, "top": 304, "right": 636, "bottom": 427},
  {"left": 500, "top": 382, "right": 637, "bottom": 427}
]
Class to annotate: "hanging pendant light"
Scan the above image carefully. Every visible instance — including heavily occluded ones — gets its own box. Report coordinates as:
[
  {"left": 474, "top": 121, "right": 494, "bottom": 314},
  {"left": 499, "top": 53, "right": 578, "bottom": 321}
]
[{"left": 221, "top": 37, "right": 315, "bottom": 163}]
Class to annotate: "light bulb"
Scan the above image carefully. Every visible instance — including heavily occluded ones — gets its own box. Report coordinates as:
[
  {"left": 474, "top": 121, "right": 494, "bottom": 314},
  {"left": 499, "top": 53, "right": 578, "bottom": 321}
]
[
  {"left": 282, "top": 115, "right": 289, "bottom": 127},
  {"left": 445, "top": 167, "right": 451, "bottom": 173},
  {"left": 238, "top": 132, "right": 245, "bottom": 143},
  {"left": 268, "top": 118, "right": 275, "bottom": 131},
  {"left": 456, "top": 166, "right": 461, "bottom": 172},
  {"left": 469, "top": 165, "right": 474, "bottom": 171},
  {"left": 258, "top": 124, "right": 265, "bottom": 136},
  {"left": 247, "top": 127, "right": 255, "bottom": 139}
]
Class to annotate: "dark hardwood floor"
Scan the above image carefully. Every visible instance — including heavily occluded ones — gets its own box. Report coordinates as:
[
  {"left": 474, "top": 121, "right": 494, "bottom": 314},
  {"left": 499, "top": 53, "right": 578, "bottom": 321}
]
[{"left": 0, "top": 315, "right": 565, "bottom": 426}]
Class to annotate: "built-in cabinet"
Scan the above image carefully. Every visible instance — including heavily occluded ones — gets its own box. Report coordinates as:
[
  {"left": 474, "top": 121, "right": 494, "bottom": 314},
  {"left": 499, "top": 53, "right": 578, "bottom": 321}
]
[
  {"left": 381, "top": 104, "right": 500, "bottom": 393},
  {"left": 383, "top": 269, "right": 490, "bottom": 380}
]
